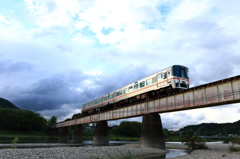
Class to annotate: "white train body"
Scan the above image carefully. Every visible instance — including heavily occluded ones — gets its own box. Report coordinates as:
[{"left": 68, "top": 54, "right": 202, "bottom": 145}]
[{"left": 82, "top": 65, "right": 189, "bottom": 115}]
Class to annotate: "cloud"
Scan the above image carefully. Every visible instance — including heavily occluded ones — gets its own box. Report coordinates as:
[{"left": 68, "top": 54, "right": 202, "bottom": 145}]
[
  {"left": 162, "top": 111, "right": 208, "bottom": 130},
  {"left": 1, "top": 0, "right": 240, "bottom": 127},
  {"left": 0, "top": 15, "right": 10, "bottom": 24},
  {"left": 0, "top": 59, "right": 34, "bottom": 75},
  {"left": 0, "top": 64, "right": 155, "bottom": 121}
]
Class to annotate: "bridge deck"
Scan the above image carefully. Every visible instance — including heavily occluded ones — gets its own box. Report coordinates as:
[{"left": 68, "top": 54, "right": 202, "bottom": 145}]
[{"left": 56, "top": 75, "right": 240, "bottom": 128}]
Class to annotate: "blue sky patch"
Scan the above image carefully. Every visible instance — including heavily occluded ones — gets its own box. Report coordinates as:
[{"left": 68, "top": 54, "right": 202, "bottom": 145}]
[{"left": 101, "top": 27, "right": 114, "bottom": 35}]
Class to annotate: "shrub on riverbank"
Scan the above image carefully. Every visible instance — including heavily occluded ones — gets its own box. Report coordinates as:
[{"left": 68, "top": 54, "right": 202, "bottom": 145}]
[
  {"left": 231, "top": 137, "right": 240, "bottom": 144},
  {"left": 181, "top": 129, "right": 208, "bottom": 150},
  {"left": 229, "top": 144, "right": 240, "bottom": 152}
]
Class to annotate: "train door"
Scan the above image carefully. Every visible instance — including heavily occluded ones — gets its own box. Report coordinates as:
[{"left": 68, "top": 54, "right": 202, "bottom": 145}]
[
  {"left": 166, "top": 70, "right": 171, "bottom": 87},
  {"left": 163, "top": 71, "right": 168, "bottom": 87},
  {"left": 157, "top": 73, "right": 163, "bottom": 88}
]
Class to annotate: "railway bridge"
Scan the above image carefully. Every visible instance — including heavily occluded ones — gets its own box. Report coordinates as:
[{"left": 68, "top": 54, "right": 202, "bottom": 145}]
[{"left": 53, "top": 75, "right": 240, "bottom": 149}]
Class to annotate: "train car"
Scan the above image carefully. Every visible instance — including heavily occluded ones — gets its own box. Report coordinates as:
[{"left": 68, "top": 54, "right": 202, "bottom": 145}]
[{"left": 82, "top": 65, "right": 189, "bottom": 116}]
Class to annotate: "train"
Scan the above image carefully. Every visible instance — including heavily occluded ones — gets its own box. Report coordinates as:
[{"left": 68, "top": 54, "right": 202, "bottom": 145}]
[{"left": 82, "top": 65, "right": 189, "bottom": 116}]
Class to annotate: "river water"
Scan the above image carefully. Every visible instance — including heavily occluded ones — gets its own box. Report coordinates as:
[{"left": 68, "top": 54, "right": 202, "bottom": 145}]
[{"left": 83, "top": 141, "right": 190, "bottom": 158}]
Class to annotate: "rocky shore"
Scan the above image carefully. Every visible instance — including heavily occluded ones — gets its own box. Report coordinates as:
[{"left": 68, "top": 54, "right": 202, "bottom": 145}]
[
  {"left": 170, "top": 142, "right": 240, "bottom": 159},
  {"left": 0, "top": 143, "right": 167, "bottom": 159},
  {"left": 0, "top": 142, "right": 239, "bottom": 159}
]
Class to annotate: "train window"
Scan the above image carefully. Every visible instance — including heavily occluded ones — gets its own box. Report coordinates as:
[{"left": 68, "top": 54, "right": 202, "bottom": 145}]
[
  {"left": 109, "top": 94, "right": 112, "bottom": 99},
  {"left": 119, "top": 90, "right": 123, "bottom": 95},
  {"left": 128, "top": 86, "right": 133, "bottom": 92},
  {"left": 146, "top": 78, "right": 152, "bottom": 86},
  {"left": 140, "top": 81, "right": 145, "bottom": 88},
  {"left": 163, "top": 72, "right": 167, "bottom": 79},
  {"left": 158, "top": 74, "right": 163, "bottom": 80},
  {"left": 124, "top": 88, "right": 127, "bottom": 94},
  {"left": 134, "top": 84, "right": 138, "bottom": 90},
  {"left": 113, "top": 92, "right": 116, "bottom": 98},
  {"left": 152, "top": 77, "right": 156, "bottom": 83},
  {"left": 168, "top": 71, "right": 170, "bottom": 75},
  {"left": 105, "top": 96, "right": 108, "bottom": 101}
]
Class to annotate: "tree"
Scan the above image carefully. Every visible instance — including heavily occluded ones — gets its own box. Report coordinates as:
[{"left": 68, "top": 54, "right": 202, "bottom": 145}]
[
  {"left": 72, "top": 113, "right": 82, "bottom": 119},
  {"left": 0, "top": 108, "right": 46, "bottom": 131},
  {"left": 181, "top": 129, "right": 208, "bottom": 150},
  {"left": 47, "top": 116, "right": 57, "bottom": 126},
  {"left": 116, "top": 121, "right": 142, "bottom": 137}
]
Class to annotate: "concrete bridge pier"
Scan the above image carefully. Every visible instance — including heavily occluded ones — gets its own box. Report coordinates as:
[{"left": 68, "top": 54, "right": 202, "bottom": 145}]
[
  {"left": 140, "top": 113, "right": 165, "bottom": 149},
  {"left": 51, "top": 128, "right": 59, "bottom": 137},
  {"left": 93, "top": 121, "right": 109, "bottom": 146},
  {"left": 59, "top": 127, "right": 69, "bottom": 143},
  {"left": 72, "top": 124, "right": 83, "bottom": 143}
]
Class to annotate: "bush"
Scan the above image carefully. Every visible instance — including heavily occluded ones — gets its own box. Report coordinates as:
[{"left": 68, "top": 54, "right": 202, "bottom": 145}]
[
  {"left": 229, "top": 144, "right": 240, "bottom": 152},
  {"left": 223, "top": 138, "right": 230, "bottom": 144},
  {"left": 181, "top": 129, "right": 208, "bottom": 150},
  {"left": 231, "top": 137, "right": 240, "bottom": 144}
]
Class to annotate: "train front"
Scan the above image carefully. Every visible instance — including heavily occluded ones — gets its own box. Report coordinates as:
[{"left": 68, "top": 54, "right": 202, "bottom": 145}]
[{"left": 172, "top": 65, "right": 189, "bottom": 89}]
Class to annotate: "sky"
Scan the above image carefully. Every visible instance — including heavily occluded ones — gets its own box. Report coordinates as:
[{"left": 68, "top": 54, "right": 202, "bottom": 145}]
[{"left": 0, "top": 0, "right": 240, "bottom": 130}]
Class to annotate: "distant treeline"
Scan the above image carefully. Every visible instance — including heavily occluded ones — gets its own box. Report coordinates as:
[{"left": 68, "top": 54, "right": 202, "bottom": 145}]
[
  {"left": 179, "top": 120, "right": 240, "bottom": 136},
  {"left": 0, "top": 108, "right": 46, "bottom": 131}
]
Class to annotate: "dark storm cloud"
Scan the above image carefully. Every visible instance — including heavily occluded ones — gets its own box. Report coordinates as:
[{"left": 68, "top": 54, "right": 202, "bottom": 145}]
[
  {"left": 9, "top": 64, "right": 154, "bottom": 118},
  {"left": 0, "top": 59, "right": 34, "bottom": 75},
  {"left": 12, "top": 70, "right": 89, "bottom": 111}
]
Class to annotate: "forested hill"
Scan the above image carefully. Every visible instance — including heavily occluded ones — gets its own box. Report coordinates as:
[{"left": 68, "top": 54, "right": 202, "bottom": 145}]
[
  {"left": 0, "top": 97, "right": 19, "bottom": 109},
  {"left": 179, "top": 120, "right": 240, "bottom": 136}
]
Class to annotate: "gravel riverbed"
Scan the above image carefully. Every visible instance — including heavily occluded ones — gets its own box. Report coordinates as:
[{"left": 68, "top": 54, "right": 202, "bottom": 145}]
[
  {"left": 0, "top": 144, "right": 167, "bottom": 159},
  {"left": 0, "top": 143, "right": 240, "bottom": 159},
  {"left": 170, "top": 143, "right": 240, "bottom": 159}
]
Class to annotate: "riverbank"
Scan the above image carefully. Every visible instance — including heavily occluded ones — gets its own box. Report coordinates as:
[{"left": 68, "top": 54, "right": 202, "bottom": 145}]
[
  {"left": 169, "top": 142, "right": 240, "bottom": 159},
  {"left": 0, "top": 142, "right": 240, "bottom": 158},
  {"left": 0, "top": 144, "right": 167, "bottom": 159}
]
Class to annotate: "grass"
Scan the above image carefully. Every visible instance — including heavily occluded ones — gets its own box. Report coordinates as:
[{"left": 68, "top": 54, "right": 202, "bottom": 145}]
[
  {"left": 0, "top": 130, "right": 48, "bottom": 137},
  {"left": 229, "top": 144, "right": 240, "bottom": 152},
  {"left": 0, "top": 130, "right": 58, "bottom": 142},
  {"left": 11, "top": 137, "right": 19, "bottom": 149}
]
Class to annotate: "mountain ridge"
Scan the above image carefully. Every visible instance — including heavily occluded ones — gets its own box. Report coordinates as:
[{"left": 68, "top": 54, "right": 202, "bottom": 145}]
[{"left": 0, "top": 97, "right": 20, "bottom": 109}]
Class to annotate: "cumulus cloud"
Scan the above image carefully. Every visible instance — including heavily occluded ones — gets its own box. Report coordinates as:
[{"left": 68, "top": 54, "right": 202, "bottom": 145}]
[
  {"left": 1, "top": 0, "right": 240, "bottom": 127},
  {"left": 0, "top": 15, "right": 10, "bottom": 24}
]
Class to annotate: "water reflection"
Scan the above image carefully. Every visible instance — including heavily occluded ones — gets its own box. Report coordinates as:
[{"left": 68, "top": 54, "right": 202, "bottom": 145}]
[
  {"left": 166, "top": 149, "right": 189, "bottom": 158},
  {"left": 141, "top": 149, "right": 189, "bottom": 159}
]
